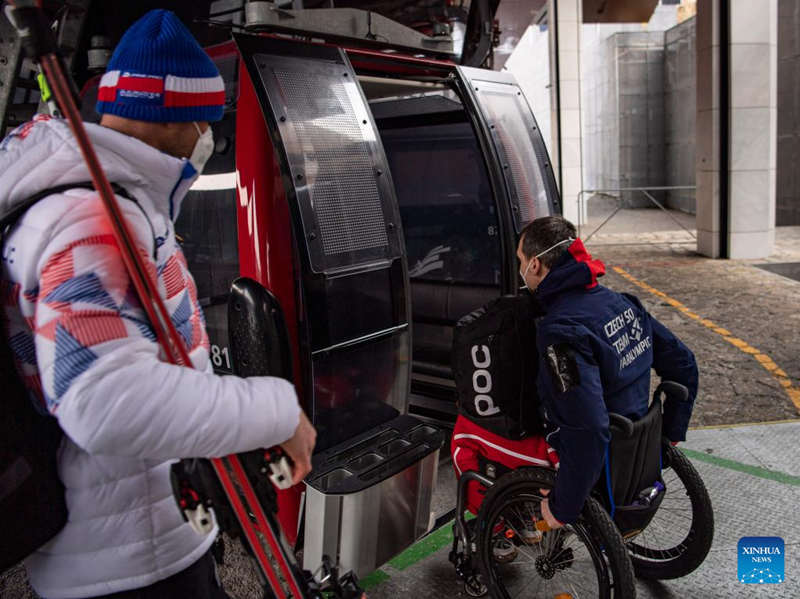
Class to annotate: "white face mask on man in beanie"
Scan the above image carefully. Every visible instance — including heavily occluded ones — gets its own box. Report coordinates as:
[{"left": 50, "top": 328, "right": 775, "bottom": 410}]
[{"left": 189, "top": 121, "right": 214, "bottom": 173}]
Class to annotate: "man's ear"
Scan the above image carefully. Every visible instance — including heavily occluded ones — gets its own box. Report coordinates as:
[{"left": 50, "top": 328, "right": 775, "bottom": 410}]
[{"left": 531, "top": 257, "right": 543, "bottom": 276}]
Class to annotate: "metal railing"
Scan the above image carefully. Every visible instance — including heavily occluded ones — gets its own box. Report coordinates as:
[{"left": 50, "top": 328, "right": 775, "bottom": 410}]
[{"left": 576, "top": 186, "right": 697, "bottom": 244}]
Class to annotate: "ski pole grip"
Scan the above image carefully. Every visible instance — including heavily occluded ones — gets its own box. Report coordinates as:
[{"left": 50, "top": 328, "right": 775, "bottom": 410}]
[
  {"left": 4, "top": 1, "right": 59, "bottom": 60},
  {"left": 265, "top": 447, "right": 293, "bottom": 490}
]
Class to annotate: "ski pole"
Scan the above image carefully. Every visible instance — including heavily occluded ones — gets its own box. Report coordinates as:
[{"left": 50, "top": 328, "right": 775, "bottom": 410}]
[{"left": 5, "top": 0, "right": 190, "bottom": 366}]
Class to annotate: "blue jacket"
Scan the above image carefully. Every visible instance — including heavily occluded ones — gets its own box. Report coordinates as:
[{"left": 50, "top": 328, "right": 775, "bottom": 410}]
[{"left": 534, "top": 240, "right": 698, "bottom": 524}]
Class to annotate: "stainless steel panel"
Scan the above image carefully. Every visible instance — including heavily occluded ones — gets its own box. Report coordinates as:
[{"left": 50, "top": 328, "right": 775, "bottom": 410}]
[
  {"left": 244, "top": 4, "right": 457, "bottom": 58},
  {"left": 303, "top": 448, "right": 439, "bottom": 580},
  {"left": 303, "top": 489, "right": 342, "bottom": 573}
]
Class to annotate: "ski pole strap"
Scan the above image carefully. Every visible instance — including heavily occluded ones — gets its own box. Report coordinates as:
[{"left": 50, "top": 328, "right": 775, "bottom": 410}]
[{"left": 36, "top": 71, "right": 53, "bottom": 102}]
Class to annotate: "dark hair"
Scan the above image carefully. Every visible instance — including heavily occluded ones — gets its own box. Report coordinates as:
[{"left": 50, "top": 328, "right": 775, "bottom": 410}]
[{"left": 519, "top": 216, "right": 577, "bottom": 268}]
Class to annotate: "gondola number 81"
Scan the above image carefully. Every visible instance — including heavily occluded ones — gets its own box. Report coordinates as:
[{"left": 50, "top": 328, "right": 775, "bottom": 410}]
[{"left": 210, "top": 344, "right": 232, "bottom": 370}]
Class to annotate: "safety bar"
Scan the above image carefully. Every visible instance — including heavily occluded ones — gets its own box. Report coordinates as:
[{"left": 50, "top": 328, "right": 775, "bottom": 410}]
[{"left": 576, "top": 186, "right": 697, "bottom": 244}]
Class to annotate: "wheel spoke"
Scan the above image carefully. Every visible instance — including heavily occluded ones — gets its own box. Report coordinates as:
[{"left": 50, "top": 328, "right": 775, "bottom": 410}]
[{"left": 484, "top": 487, "right": 613, "bottom": 598}]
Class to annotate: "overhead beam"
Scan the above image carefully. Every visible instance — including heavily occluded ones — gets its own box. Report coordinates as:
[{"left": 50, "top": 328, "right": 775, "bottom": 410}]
[{"left": 582, "top": 0, "right": 658, "bottom": 23}]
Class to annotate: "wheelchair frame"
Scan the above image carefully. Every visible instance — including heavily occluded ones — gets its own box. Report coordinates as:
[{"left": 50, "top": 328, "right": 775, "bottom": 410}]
[{"left": 449, "top": 382, "right": 714, "bottom": 596}]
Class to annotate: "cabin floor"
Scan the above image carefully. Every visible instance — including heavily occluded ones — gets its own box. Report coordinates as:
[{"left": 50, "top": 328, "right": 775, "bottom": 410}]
[{"left": 2, "top": 221, "right": 799, "bottom": 599}]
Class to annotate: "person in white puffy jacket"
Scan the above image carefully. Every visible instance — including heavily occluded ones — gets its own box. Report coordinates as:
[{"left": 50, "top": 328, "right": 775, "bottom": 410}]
[{"left": 0, "top": 9, "right": 316, "bottom": 599}]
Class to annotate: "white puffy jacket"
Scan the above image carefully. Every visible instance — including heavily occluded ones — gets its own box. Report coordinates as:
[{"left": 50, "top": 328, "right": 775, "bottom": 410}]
[{"left": 0, "top": 116, "right": 300, "bottom": 598}]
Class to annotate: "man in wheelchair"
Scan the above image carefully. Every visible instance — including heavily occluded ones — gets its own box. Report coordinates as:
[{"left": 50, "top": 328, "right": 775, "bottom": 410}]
[
  {"left": 450, "top": 216, "right": 707, "bottom": 597},
  {"left": 515, "top": 216, "right": 697, "bottom": 529}
]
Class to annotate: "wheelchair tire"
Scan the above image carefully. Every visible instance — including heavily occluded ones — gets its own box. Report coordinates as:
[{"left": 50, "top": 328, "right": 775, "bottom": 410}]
[
  {"left": 475, "top": 468, "right": 636, "bottom": 599},
  {"left": 627, "top": 444, "right": 714, "bottom": 580}
]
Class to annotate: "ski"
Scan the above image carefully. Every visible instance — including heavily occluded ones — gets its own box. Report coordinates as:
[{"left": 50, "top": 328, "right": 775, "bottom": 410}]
[{"left": 4, "top": 3, "right": 362, "bottom": 597}]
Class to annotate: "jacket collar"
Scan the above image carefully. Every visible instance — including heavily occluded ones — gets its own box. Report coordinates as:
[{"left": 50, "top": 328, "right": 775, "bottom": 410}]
[
  {"left": 0, "top": 115, "right": 198, "bottom": 222},
  {"left": 535, "top": 238, "right": 606, "bottom": 306}
]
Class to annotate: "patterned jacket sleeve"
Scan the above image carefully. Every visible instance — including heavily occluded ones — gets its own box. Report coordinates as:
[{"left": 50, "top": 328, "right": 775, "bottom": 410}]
[{"left": 29, "top": 193, "right": 300, "bottom": 460}]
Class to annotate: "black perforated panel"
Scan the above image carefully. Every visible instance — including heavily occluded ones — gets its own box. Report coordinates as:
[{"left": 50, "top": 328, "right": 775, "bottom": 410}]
[
  {"left": 249, "top": 48, "right": 401, "bottom": 273},
  {"left": 273, "top": 69, "right": 388, "bottom": 257}
]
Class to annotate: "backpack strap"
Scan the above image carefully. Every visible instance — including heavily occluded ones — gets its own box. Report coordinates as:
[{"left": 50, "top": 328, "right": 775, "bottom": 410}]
[
  {"left": 0, "top": 182, "right": 158, "bottom": 259},
  {"left": 0, "top": 182, "right": 132, "bottom": 232}
]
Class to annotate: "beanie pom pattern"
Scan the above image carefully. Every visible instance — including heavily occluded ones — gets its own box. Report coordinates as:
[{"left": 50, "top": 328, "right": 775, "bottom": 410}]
[{"left": 97, "top": 9, "right": 224, "bottom": 123}]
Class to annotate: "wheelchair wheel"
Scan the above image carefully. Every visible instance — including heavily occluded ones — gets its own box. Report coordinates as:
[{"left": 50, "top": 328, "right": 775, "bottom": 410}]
[
  {"left": 475, "top": 468, "right": 636, "bottom": 599},
  {"left": 627, "top": 444, "right": 714, "bottom": 580}
]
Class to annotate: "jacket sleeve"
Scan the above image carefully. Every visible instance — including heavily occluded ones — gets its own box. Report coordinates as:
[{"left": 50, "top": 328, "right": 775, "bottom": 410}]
[
  {"left": 537, "top": 326, "right": 609, "bottom": 524},
  {"left": 650, "top": 316, "right": 698, "bottom": 442},
  {"left": 31, "top": 195, "right": 300, "bottom": 460}
]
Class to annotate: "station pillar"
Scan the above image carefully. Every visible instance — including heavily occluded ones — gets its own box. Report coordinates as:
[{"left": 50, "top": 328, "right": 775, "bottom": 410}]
[
  {"left": 696, "top": 0, "right": 778, "bottom": 258},
  {"left": 548, "top": 0, "right": 584, "bottom": 223}
]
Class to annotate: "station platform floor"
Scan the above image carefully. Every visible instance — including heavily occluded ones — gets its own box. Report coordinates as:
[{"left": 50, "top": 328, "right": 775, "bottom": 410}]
[{"left": 365, "top": 420, "right": 800, "bottom": 599}]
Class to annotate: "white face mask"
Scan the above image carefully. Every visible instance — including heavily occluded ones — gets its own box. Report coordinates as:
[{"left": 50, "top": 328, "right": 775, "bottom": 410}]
[
  {"left": 189, "top": 122, "right": 214, "bottom": 174},
  {"left": 519, "top": 259, "right": 533, "bottom": 287}
]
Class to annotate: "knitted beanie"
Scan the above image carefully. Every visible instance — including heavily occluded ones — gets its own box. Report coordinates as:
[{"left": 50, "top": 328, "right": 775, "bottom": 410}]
[{"left": 96, "top": 9, "right": 224, "bottom": 123}]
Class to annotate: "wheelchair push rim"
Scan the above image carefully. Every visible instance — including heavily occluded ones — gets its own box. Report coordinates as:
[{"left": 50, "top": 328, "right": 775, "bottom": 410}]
[
  {"left": 479, "top": 490, "right": 609, "bottom": 599},
  {"left": 626, "top": 444, "right": 714, "bottom": 579}
]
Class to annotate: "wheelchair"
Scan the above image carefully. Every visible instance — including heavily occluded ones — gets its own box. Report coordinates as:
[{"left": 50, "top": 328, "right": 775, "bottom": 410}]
[{"left": 449, "top": 382, "right": 714, "bottom": 598}]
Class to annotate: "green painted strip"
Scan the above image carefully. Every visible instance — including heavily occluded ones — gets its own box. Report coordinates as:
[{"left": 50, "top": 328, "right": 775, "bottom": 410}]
[
  {"left": 359, "top": 568, "right": 390, "bottom": 590},
  {"left": 387, "top": 520, "right": 455, "bottom": 571},
  {"left": 681, "top": 448, "right": 800, "bottom": 486}
]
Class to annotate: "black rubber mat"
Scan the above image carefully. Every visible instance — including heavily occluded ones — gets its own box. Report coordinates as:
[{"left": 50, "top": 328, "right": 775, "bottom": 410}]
[{"left": 756, "top": 262, "right": 800, "bottom": 282}]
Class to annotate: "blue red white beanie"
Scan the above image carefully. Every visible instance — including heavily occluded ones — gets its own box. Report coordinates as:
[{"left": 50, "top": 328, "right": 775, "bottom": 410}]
[{"left": 96, "top": 9, "right": 224, "bottom": 123}]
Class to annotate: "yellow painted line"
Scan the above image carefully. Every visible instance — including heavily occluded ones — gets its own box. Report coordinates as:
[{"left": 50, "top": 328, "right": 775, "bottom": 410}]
[{"left": 612, "top": 265, "right": 800, "bottom": 413}]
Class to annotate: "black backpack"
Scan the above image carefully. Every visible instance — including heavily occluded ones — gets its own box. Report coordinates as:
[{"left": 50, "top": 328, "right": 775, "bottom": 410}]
[
  {"left": 451, "top": 293, "right": 545, "bottom": 440},
  {"left": 0, "top": 182, "right": 132, "bottom": 571}
]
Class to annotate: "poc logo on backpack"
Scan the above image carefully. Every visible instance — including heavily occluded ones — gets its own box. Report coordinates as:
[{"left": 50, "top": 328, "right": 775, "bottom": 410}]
[
  {"left": 471, "top": 345, "right": 499, "bottom": 416},
  {"left": 452, "top": 295, "right": 545, "bottom": 439}
]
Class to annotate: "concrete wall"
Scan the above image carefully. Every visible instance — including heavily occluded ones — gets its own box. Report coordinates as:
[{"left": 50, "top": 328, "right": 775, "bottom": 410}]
[
  {"left": 617, "top": 31, "right": 666, "bottom": 206},
  {"left": 549, "top": 0, "right": 583, "bottom": 223},
  {"left": 582, "top": 32, "right": 619, "bottom": 194},
  {"left": 664, "top": 16, "right": 697, "bottom": 213},
  {"left": 582, "top": 31, "right": 665, "bottom": 207},
  {"left": 777, "top": 0, "right": 800, "bottom": 225}
]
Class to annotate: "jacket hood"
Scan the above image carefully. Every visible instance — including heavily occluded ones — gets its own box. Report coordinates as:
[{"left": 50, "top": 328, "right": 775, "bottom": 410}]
[
  {"left": 536, "top": 238, "right": 606, "bottom": 304},
  {"left": 0, "top": 115, "right": 198, "bottom": 221}
]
